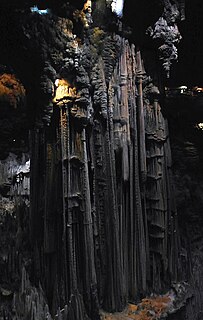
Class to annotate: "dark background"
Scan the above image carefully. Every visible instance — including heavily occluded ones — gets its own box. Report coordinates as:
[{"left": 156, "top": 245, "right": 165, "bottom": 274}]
[
  {"left": 123, "top": 0, "right": 203, "bottom": 87},
  {"left": 169, "top": 0, "right": 203, "bottom": 87}
]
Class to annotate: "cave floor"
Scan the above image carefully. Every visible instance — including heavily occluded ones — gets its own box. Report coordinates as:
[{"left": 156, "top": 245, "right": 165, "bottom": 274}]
[
  {"left": 100, "top": 304, "right": 139, "bottom": 320},
  {"left": 100, "top": 294, "right": 173, "bottom": 320}
]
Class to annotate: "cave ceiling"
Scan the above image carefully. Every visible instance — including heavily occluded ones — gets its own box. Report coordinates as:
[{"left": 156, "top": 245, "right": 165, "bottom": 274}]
[
  {"left": 123, "top": 0, "right": 203, "bottom": 87},
  {"left": 1, "top": 0, "right": 202, "bottom": 87}
]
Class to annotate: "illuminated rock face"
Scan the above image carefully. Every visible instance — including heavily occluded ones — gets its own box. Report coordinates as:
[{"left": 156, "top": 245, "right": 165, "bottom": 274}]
[
  {"left": 0, "top": 1, "right": 202, "bottom": 320},
  {"left": 53, "top": 79, "right": 77, "bottom": 105},
  {"left": 111, "top": 0, "right": 124, "bottom": 16}
]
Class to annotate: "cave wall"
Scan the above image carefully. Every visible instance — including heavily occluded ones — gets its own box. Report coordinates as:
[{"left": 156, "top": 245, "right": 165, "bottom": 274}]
[
  {"left": 164, "top": 94, "right": 203, "bottom": 320},
  {"left": 0, "top": 1, "right": 200, "bottom": 320}
]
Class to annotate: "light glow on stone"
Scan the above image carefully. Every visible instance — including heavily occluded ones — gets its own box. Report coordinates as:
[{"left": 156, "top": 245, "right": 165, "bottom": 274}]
[
  {"left": 55, "top": 79, "right": 60, "bottom": 87},
  {"left": 178, "top": 86, "right": 187, "bottom": 94},
  {"left": 197, "top": 123, "right": 203, "bottom": 130},
  {"left": 111, "top": 0, "right": 124, "bottom": 17},
  {"left": 53, "top": 79, "right": 77, "bottom": 104},
  {"left": 31, "top": 6, "right": 49, "bottom": 15}
]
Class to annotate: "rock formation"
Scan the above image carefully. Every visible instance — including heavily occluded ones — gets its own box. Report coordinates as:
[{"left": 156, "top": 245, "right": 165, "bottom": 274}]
[{"left": 0, "top": 1, "right": 202, "bottom": 319}]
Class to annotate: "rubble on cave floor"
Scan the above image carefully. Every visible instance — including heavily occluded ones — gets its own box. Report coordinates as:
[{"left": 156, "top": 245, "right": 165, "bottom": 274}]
[
  {"left": 100, "top": 295, "right": 173, "bottom": 320},
  {"left": 100, "top": 284, "right": 192, "bottom": 320}
]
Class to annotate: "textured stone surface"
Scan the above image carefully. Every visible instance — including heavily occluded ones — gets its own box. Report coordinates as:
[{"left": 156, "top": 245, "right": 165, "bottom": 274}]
[
  {"left": 147, "top": 0, "right": 183, "bottom": 76},
  {"left": 0, "top": 1, "right": 201, "bottom": 320}
]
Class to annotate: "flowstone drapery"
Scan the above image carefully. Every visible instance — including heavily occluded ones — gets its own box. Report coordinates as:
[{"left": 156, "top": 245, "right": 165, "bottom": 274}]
[{"left": 26, "top": 32, "right": 181, "bottom": 319}]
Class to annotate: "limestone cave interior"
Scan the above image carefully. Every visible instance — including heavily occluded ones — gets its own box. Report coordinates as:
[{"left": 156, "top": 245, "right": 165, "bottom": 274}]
[{"left": 0, "top": 0, "right": 203, "bottom": 319}]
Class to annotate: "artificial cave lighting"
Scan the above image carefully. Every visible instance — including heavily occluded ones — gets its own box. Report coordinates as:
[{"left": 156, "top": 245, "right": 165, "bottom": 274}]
[
  {"left": 30, "top": 6, "right": 50, "bottom": 15},
  {"left": 196, "top": 123, "right": 203, "bottom": 130},
  {"left": 53, "top": 79, "right": 77, "bottom": 104},
  {"left": 55, "top": 79, "right": 60, "bottom": 87},
  {"left": 193, "top": 86, "right": 203, "bottom": 93},
  {"left": 178, "top": 85, "right": 187, "bottom": 93},
  {"left": 111, "top": 0, "right": 124, "bottom": 16},
  {"left": 83, "top": 0, "right": 92, "bottom": 13}
]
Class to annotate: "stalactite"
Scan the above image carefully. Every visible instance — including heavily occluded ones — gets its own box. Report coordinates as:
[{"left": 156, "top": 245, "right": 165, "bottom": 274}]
[
  {"left": 136, "top": 50, "right": 147, "bottom": 183},
  {"left": 147, "top": 0, "right": 183, "bottom": 76}
]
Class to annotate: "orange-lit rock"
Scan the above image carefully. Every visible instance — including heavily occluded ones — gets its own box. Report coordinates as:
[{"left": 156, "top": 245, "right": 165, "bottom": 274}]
[
  {"left": 0, "top": 73, "right": 25, "bottom": 108},
  {"left": 128, "top": 304, "right": 138, "bottom": 314},
  {"left": 53, "top": 79, "right": 77, "bottom": 104},
  {"left": 100, "top": 294, "right": 173, "bottom": 320}
]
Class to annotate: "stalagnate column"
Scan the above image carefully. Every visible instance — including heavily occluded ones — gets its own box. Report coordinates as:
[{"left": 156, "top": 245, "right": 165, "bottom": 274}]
[
  {"left": 27, "top": 36, "right": 182, "bottom": 319},
  {"left": 5, "top": 12, "right": 183, "bottom": 320}
]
